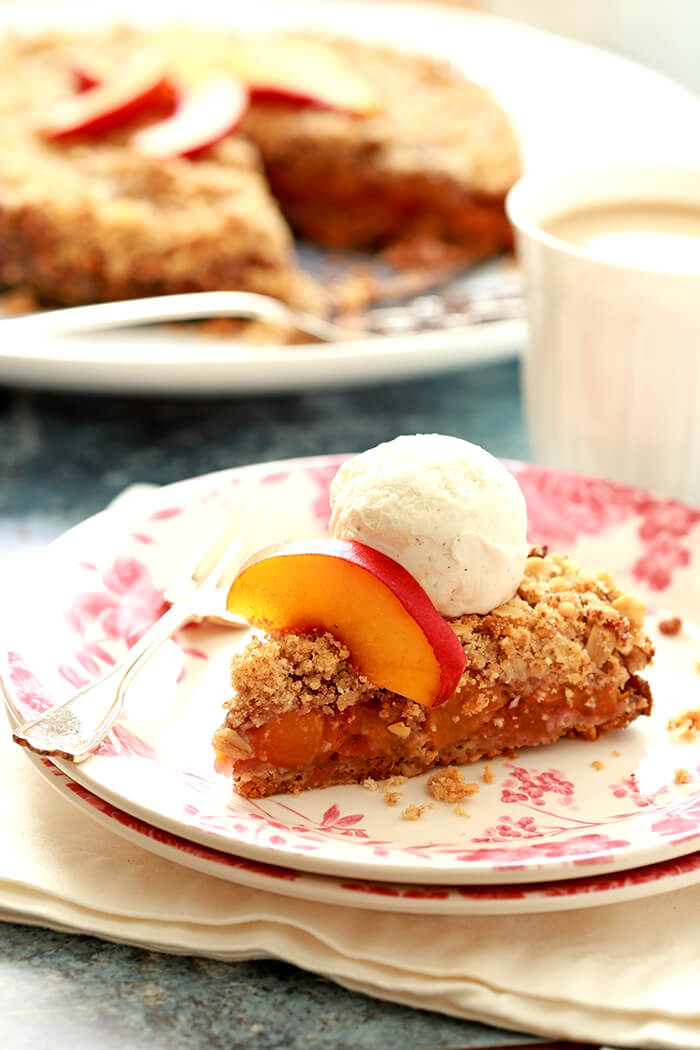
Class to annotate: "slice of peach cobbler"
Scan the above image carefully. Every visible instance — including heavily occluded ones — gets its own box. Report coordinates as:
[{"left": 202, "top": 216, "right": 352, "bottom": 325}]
[{"left": 213, "top": 437, "right": 653, "bottom": 798}]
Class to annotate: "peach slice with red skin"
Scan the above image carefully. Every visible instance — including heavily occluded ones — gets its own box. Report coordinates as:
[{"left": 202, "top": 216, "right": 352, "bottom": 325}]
[
  {"left": 43, "top": 51, "right": 176, "bottom": 139},
  {"left": 230, "top": 38, "right": 380, "bottom": 115},
  {"left": 226, "top": 538, "right": 467, "bottom": 707},
  {"left": 132, "top": 77, "right": 249, "bottom": 158},
  {"left": 69, "top": 38, "right": 379, "bottom": 121}
]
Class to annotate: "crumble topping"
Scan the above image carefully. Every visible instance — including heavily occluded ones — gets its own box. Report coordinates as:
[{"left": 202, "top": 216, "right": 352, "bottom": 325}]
[
  {"left": 428, "top": 767, "right": 480, "bottom": 803},
  {"left": 225, "top": 553, "right": 655, "bottom": 731},
  {"left": 226, "top": 631, "right": 377, "bottom": 727}
]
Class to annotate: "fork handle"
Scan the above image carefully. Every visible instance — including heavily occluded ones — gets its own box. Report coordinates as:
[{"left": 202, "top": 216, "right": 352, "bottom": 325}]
[{"left": 11, "top": 600, "right": 192, "bottom": 762}]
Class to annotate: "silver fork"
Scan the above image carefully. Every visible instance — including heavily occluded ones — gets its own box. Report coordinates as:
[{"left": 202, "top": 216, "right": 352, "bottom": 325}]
[
  {"left": 11, "top": 495, "right": 263, "bottom": 763},
  {"left": 0, "top": 285, "right": 525, "bottom": 343}
]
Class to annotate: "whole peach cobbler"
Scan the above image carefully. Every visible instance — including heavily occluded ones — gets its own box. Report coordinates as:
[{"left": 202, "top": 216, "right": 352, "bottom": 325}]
[
  {"left": 213, "top": 436, "right": 654, "bottom": 798},
  {"left": 0, "top": 26, "right": 519, "bottom": 317}
]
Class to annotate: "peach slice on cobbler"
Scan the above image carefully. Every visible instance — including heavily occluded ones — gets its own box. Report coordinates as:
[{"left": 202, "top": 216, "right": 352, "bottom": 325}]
[
  {"left": 226, "top": 538, "right": 467, "bottom": 707},
  {"left": 43, "top": 50, "right": 176, "bottom": 138},
  {"left": 132, "top": 77, "right": 249, "bottom": 158},
  {"left": 226, "top": 37, "right": 381, "bottom": 115}
]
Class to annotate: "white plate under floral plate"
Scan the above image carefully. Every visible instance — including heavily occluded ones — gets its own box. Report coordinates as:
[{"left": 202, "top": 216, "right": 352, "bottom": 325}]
[
  {"left": 2, "top": 0, "right": 700, "bottom": 394},
  {"left": 2, "top": 455, "right": 700, "bottom": 886}
]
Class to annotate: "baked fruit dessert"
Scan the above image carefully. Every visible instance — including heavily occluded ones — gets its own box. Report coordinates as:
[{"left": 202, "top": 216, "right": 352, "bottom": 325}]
[
  {"left": 0, "top": 25, "right": 519, "bottom": 312},
  {"left": 213, "top": 436, "right": 654, "bottom": 798},
  {"left": 0, "top": 30, "right": 323, "bottom": 314}
]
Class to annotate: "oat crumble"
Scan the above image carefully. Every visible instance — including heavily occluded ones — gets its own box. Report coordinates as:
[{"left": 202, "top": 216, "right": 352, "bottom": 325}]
[
  {"left": 401, "top": 803, "right": 433, "bottom": 821},
  {"left": 382, "top": 789, "right": 402, "bottom": 807},
  {"left": 429, "top": 767, "right": 480, "bottom": 803}
]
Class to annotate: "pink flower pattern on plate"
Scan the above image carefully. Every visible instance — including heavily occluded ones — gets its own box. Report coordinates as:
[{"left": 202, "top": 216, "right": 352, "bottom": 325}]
[
  {"left": 500, "top": 765, "right": 576, "bottom": 808},
  {"left": 513, "top": 463, "right": 700, "bottom": 591},
  {"left": 651, "top": 794, "right": 700, "bottom": 842},
  {"left": 609, "top": 775, "right": 658, "bottom": 809},
  {"left": 6, "top": 650, "right": 54, "bottom": 716},
  {"left": 65, "top": 555, "right": 168, "bottom": 647},
  {"left": 453, "top": 832, "right": 632, "bottom": 868}
]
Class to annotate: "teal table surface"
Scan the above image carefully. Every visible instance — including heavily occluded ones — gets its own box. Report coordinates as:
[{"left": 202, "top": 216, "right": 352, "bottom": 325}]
[{"left": 0, "top": 359, "right": 589, "bottom": 1050}]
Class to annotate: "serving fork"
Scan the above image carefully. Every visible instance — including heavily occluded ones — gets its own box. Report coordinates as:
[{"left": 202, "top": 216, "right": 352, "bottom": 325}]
[
  {"left": 1, "top": 282, "right": 525, "bottom": 343},
  {"left": 11, "top": 495, "right": 263, "bottom": 763}
]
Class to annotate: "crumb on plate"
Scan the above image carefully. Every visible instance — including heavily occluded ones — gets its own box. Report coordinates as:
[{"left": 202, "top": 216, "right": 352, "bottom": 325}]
[
  {"left": 428, "top": 766, "right": 480, "bottom": 802},
  {"left": 401, "top": 803, "right": 433, "bottom": 821},
  {"left": 667, "top": 708, "right": 700, "bottom": 742}
]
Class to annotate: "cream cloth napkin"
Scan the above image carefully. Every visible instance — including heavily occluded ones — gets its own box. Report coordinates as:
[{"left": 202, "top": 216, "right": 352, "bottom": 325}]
[{"left": 1, "top": 728, "right": 699, "bottom": 1049}]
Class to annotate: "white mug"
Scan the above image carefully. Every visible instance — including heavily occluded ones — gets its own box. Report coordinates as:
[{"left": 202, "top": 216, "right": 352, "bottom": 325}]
[{"left": 506, "top": 165, "right": 700, "bottom": 504}]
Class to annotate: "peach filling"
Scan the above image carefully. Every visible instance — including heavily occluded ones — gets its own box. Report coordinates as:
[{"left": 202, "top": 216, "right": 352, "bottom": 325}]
[{"left": 229, "top": 677, "right": 639, "bottom": 775}]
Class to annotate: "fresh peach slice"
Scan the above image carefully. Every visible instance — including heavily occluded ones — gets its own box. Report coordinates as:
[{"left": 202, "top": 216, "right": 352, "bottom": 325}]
[
  {"left": 132, "top": 77, "right": 249, "bottom": 158},
  {"left": 43, "top": 50, "right": 176, "bottom": 139},
  {"left": 226, "top": 538, "right": 466, "bottom": 707},
  {"left": 228, "top": 37, "right": 380, "bottom": 115}
]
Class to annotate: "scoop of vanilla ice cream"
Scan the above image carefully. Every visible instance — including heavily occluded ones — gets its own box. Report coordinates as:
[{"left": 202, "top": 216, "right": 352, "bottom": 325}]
[{"left": 328, "top": 434, "right": 529, "bottom": 616}]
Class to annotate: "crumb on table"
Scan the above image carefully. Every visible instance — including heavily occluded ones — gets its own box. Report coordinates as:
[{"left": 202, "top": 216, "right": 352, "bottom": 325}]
[
  {"left": 674, "top": 768, "right": 691, "bottom": 785},
  {"left": 483, "top": 763, "right": 496, "bottom": 784},
  {"left": 591, "top": 760, "right": 604, "bottom": 771},
  {"left": 362, "top": 777, "right": 378, "bottom": 792},
  {"left": 428, "top": 766, "right": 480, "bottom": 803},
  {"left": 612, "top": 749, "right": 622, "bottom": 757},
  {"left": 454, "top": 804, "right": 471, "bottom": 818}
]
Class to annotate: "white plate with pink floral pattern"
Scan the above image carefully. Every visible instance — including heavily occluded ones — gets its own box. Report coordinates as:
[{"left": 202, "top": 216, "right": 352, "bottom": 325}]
[{"left": 3, "top": 455, "right": 700, "bottom": 886}]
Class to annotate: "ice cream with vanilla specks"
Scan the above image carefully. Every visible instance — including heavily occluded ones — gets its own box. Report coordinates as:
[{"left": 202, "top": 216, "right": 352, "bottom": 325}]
[{"left": 328, "top": 433, "right": 529, "bottom": 616}]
